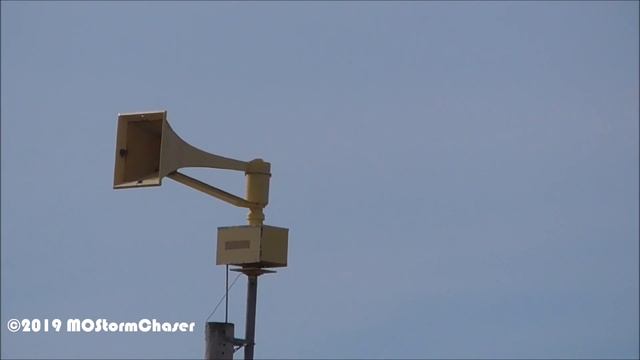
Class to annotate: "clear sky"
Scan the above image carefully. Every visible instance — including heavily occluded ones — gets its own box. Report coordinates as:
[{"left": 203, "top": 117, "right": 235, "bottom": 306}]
[{"left": 1, "top": 2, "right": 638, "bottom": 359}]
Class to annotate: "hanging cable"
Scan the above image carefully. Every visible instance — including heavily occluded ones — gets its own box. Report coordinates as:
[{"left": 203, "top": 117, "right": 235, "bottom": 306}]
[{"left": 205, "top": 272, "right": 242, "bottom": 323}]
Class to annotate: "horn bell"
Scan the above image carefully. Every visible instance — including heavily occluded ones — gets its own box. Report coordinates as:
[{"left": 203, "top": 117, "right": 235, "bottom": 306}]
[
  {"left": 113, "top": 110, "right": 248, "bottom": 189},
  {"left": 113, "top": 110, "right": 166, "bottom": 189}
]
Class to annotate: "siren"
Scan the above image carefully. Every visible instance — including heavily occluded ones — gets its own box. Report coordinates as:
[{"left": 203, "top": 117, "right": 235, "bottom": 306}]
[{"left": 113, "top": 110, "right": 249, "bottom": 189}]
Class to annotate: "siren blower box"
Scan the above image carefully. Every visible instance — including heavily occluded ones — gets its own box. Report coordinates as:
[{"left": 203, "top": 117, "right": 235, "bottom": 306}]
[{"left": 216, "top": 225, "right": 288, "bottom": 268}]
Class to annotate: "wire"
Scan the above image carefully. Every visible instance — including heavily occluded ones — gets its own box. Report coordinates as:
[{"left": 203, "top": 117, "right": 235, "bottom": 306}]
[
  {"left": 225, "top": 264, "right": 229, "bottom": 323},
  {"left": 205, "top": 272, "right": 242, "bottom": 323}
]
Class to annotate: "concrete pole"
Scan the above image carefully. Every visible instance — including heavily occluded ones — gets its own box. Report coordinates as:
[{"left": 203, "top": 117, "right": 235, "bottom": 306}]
[
  {"left": 244, "top": 274, "right": 258, "bottom": 360},
  {"left": 205, "top": 322, "right": 234, "bottom": 360}
]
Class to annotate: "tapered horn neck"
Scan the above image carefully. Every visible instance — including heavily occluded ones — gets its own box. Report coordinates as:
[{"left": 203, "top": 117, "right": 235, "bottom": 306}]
[{"left": 159, "top": 121, "right": 248, "bottom": 178}]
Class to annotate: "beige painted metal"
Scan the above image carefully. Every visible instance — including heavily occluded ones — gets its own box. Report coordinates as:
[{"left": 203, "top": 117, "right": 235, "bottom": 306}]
[
  {"left": 113, "top": 110, "right": 289, "bottom": 360},
  {"left": 113, "top": 110, "right": 276, "bottom": 226},
  {"left": 114, "top": 111, "right": 248, "bottom": 189},
  {"left": 245, "top": 159, "right": 271, "bottom": 226},
  {"left": 168, "top": 171, "right": 257, "bottom": 209},
  {"left": 217, "top": 225, "right": 288, "bottom": 268}
]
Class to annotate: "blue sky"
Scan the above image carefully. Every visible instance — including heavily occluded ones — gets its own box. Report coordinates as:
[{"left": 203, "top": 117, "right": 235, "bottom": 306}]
[{"left": 1, "top": 2, "right": 638, "bottom": 359}]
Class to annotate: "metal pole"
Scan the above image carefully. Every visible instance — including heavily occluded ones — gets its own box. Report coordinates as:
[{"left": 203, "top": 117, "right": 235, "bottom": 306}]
[
  {"left": 244, "top": 274, "right": 258, "bottom": 360},
  {"left": 225, "top": 265, "right": 229, "bottom": 323}
]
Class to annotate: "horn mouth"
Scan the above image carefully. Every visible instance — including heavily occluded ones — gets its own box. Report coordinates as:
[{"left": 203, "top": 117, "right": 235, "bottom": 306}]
[{"left": 113, "top": 111, "right": 166, "bottom": 189}]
